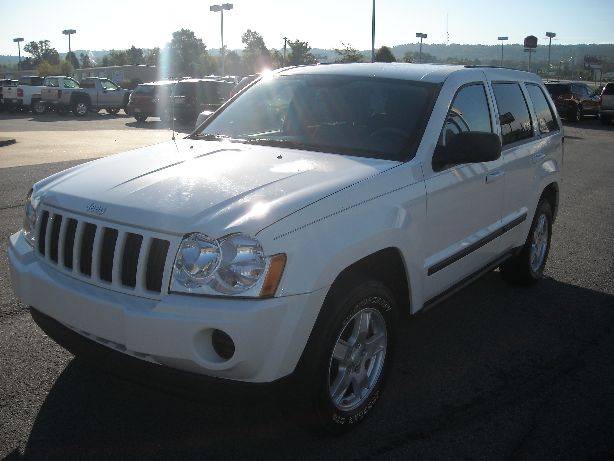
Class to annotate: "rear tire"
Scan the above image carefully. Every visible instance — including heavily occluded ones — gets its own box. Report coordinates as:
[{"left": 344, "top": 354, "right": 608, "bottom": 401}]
[
  {"left": 500, "top": 200, "right": 553, "bottom": 286},
  {"left": 292, "top": 278, "right": 397, "bottom": 434},
  {"left": 601, "top": 115, "right": 611, "bottom": 126},
  {"left": 135, "top": 113, "right": 148, "bottom": 123},
  {"left": 107, "top": 107, "right": 120, "bottom": 115}
]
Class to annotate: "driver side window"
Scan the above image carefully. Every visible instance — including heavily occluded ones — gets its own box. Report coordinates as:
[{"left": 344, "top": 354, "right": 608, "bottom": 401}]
[{"left": 438, "top": 83, "right": 492, "bottom": 148}]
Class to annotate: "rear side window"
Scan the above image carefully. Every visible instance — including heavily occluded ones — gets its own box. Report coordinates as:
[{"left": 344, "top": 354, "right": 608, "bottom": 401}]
[
  {"left": 63, "top": 78, "right": 80, "bottom": 89},
  {"left": 439, "top": 83, "right": 492, "bottom": 146},
  {"left": 545, "top": 84, "right": 570, "bottom": 98},
  {"left": 492, "top": 83, "right": 533, "bottom": 146},
  {"left": 603, "top": 83, "right": 614, "bottom": 96},
  {"left": 45, "top": 78, "right": 59, "bottom": 88},
  {"left": 526, "top": 84, "right": 559, "bottom": 134}
]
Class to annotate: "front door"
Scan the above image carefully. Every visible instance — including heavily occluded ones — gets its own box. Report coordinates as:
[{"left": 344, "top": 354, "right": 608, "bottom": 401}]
[{"left": 423, "top": 82, "right": 504, "bottom": 300}]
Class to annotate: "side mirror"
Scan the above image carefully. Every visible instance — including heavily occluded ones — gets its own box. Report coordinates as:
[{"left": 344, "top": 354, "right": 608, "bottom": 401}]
[
  {"left": 499, "top": 111, "right": 515, "bottom": 125},
  {"left": 433, "top": 131, "right": 501, "bottom": 171}
]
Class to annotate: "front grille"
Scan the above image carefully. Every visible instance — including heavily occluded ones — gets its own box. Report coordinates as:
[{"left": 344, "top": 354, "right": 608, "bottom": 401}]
[{"left": 36, "top": 208, "right": 172, "bottom": 296}]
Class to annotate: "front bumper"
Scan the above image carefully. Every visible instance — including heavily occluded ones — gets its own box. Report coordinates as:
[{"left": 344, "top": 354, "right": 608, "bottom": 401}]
[{"left": 9, "top": 231, "right": 327, "bottom": 383}]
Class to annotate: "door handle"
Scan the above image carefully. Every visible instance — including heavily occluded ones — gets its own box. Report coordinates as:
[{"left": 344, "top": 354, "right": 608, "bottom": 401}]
[
  {"left": 486, "top": 170, "right": 505, "bottom": 184},
  {"left": 532, "top": 152, "right": 546, "bottom": 164}
]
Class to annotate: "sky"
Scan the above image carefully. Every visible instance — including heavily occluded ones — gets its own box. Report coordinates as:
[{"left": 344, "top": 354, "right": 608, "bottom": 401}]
[{"left": 1, "top": 0, "right": 613, "bottom": 56}]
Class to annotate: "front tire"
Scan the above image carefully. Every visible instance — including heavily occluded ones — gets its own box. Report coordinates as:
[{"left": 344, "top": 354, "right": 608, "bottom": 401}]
[
  {"left": 500, "top": 200, "right": 553, "bottom": 285},
  {"left": 107, "top": 107, "right": 120, "bottom": 115},
  {"left": 569, "top": 104, "right": 582, "bottom": 122},
  {"left": 135, "top": 113, "right": 148, "bottom": 123},
  {"left": 73, "top": 100, "right": 90, "bottom": 117},
  {"left": 294, "top": 278, "right": 396, "bottom": 434},
  {"left": 31, "top": 99, "right": 46, "bottom": 115}
]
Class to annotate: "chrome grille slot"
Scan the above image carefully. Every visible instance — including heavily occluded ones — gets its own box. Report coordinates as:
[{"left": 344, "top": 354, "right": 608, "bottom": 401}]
[
  {"left": 79, "top": 223, "right": 96, "bottom": 277},
  {"left": 121, "top": 233, "right": 143, "bottom": 288},
  {"left": 38, "top": 211, "right": 49, "bottom": 255},
  {"left": 35, "top": 206, "right": 175, "bottom": 297}
]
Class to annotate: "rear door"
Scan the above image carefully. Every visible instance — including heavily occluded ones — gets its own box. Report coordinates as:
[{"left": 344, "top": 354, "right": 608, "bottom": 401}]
[
  {"left": 491, "top": 81, "right": 542, "bottom": 251},
  {"left": 602, "top": 83, "right": 614, "bottom": 110},
  {"left": 423, "top": 78, "right": 505, "bottom": 299}
]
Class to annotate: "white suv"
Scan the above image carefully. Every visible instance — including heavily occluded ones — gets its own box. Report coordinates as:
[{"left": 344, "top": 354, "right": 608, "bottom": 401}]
[{"left": 9, "top": 63, "right": 563, "bottom": 432}]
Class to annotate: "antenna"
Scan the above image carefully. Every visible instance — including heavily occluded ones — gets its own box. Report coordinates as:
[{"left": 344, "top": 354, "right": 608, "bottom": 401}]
[
  {"left": 446, "top": 13, "right": 449, "bottom": 46},
  {"left": 171, "top": 80, "right": 177, "bottom": 142}
]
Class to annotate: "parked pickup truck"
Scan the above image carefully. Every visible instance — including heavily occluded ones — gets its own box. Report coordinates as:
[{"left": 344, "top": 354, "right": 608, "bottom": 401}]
[
  {"left": 2, "top": 76, "right": 46, "bottom": 113},
  {"left": 0, "top": 79, "right": 18, "bottom": 111},
  {"left": 41, "top": 76, "right": 131, "bottom": 116}
]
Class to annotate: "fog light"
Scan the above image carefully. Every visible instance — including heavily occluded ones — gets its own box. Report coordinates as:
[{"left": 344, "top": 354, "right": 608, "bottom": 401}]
[{"left": 212, "top": 329, "right": 235, "bottom": 360}]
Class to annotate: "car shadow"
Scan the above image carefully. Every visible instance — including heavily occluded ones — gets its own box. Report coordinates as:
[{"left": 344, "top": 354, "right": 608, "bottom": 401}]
[
  {"left": 563, "top": 118, "right": 614, "bottom": 132},
  {"left": 0, "top": 111, "right": 131, "bottom": 123},
  {"left": 9, "top": 273, "right": 614, "bottom": 460}
]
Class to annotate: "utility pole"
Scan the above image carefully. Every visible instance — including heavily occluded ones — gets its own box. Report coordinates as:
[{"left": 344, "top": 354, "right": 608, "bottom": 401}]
[
  {"left": 210, "top": 3, "right": 233, "bottom": 75},
  {"left": 546, "top": 32, "right": 556, "bottom": 76},
  {"left": 416, "top": 33, "right": 427, "bottom": 63},
  {"left": 498, "top": 36, "right": 508, "bottom": 67},
  {"left": 283, "top": 36, "right": 288, "bottom": 66},
  {"left": 371, "top": 0, "right": 375, "bottom": 63},
  {"left": 62, "top": 29, "right": 76, "bottom": 55},
  {"left": 13, "top": 38, "right": 24, "bottom": 71}
]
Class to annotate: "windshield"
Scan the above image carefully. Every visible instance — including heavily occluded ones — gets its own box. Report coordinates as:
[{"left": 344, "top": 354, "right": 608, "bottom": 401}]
[{"left": 195, "top": 74, "right": 438, "bottom": 161}]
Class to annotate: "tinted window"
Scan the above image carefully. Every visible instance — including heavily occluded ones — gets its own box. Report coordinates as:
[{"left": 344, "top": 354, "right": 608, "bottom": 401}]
[
  {"left": 526, "top": 84, "right": 559, "bottom": 134},
  {"left": 100, "top": 79, "right": 119, "bottom": 90},
  {"left": 492, "top": 83, "right": 533, "bottom": 146},
  {"left": 45, "top": 78, "right": 59, "bottom": 88},
  {"left": 603, "top": 83, "right": 614, "bottom": 96},
  {"left": 62, "top": 78, "right": 80, "bottom": 89},
  {"left": 199, "top": 74, "right": 438, "bottom": 161},
  {"left": 134, "top": 84, "right": 156, "bottom": 95},
  {"left": 545, "top": 84, "right": 570, "bottom": 97},
  {"left": 439, "top": 83, "right": 492, "bottom": 147}
]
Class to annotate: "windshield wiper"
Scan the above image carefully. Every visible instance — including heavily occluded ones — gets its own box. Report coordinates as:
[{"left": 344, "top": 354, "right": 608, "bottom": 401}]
[
  {"left": 191, "top": 133, "right": 233, "bottom": 141},
  {"left": 241, "top": 138, "right": 320, "bottom": 150}
]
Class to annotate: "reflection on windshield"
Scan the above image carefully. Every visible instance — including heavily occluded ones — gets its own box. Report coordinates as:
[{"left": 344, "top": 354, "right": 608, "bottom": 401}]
[{"left": 195, "top": 74, "right": 438, "bottom": 161}]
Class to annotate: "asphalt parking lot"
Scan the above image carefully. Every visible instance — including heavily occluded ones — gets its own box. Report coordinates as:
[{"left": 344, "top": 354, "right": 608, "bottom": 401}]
[{"left": 0, "top": 114, "right": 613, "bottom": 460}]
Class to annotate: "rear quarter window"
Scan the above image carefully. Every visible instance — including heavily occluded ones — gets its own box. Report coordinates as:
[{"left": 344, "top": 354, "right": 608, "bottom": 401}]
[
  {"left": 603, "top": 84, "right": 614, "bottom": 96},
  {"left": 492, "top": 82, "right": 534, "bottom": 146},
  {"left": 526, "top": 84, "right": 559, "bottom": 134}
]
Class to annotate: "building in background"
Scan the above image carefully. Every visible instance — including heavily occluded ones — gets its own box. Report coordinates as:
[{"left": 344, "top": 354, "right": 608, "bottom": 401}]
[{"left": 74, "top": 65, "right": 157, "bottom": 88}]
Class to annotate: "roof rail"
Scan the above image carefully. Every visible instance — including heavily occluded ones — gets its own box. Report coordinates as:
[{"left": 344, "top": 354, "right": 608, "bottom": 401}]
[{"left": 464, "top": 65, "right": 527, "bottom": 72}]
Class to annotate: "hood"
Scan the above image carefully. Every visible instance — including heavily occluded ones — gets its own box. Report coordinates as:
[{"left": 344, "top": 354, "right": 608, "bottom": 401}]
[{"left": 35, "top": 139, "right": 398, "bottom": 236}]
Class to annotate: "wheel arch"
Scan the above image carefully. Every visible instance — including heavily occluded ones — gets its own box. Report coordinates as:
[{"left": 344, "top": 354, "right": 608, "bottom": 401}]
[
  {"left": 322, "top": 247, "right": 412, "bottom": 317},
  {"left": 539, "top": 181, "right": 559, "bottom": 221}
]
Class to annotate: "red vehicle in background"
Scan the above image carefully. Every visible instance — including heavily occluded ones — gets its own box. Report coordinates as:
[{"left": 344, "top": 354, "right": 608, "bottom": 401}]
[
  {"left": 545, "top": 82, "right": 601, "bottom": 122},
  {"left": 126, "top": 80, "right": 176, "bottom": 123}
]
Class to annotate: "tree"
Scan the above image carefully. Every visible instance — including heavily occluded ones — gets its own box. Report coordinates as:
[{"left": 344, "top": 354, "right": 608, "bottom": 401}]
[
  {"left": 24, "top": 40, "right": 60, "bottom": 66},
  {"left": 128, "top": 45, "right": 144, "bottom": 65},
  {"left": 403, "top": 51, "right": 437, "bottom": 63},
  {"left": 375, "top": 46, "right": 396, "bottom": 63},
  {"left": 168, "top": 29, "right": 207, "bottom": 77},
  {"left": 145, "top": 47, "right": 160, "bottom": 66},
  {"left": 66, "top": 51, "right": 80, "bottom": 69},
  {"left": 241, "top": 29, "right": 272, "bottom": 72},
  {"left": 37, "top": 59, "right": 74, "bottom": 77},
  {"left": 287, "top": 40, "right": 317, "bottom": 66},
  {"left": 224, "top": 50, "right": 245, "bottom": 75},
  {"left": 334, "top": 43, "right": 363, "bottom": 63},
  {"left": 80, "top": 52, "right": 93, "bottom": 68}
]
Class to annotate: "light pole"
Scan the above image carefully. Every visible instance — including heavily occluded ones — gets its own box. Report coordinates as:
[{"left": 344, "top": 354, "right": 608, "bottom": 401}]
[
  {"left": 371, "top": 0, "right": 375, "bottom": 63},
  {"left": 62, "top": 29, "right": 76, "bottom": 55},
  {"left": 13, "top": 37, "right": 24, "bottom": 71},
  {"left": 210, "top": 3, "right": 233, "bottom": 76},
  {"left": 546, "top": 32, "right": 556, "bottom": 75},
  {"left": 497, "top": 36, "right": 508, "bottom": 67},
  {"left": 416, "top": 33, "right": 427, "bottom": 63},
  {"left": 283, "top": 36, "right": 288, "bottom": 66}
]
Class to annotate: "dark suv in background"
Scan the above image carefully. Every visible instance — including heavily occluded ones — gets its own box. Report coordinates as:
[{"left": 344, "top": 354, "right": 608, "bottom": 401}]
[
  {"left": 599, "top": 82, "right": 614, "bottom": 126},
  {"left": 545, "top": 82, "right": 600, "bottom": 122},
  {"left": 127, "top": 80, "right": 176, "bottom": 123},
  {"left": 169, "top": 78, "right": 235, "bottom": 124}
]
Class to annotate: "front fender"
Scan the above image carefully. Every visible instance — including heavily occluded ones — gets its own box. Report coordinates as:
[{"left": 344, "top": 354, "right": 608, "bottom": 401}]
[{"left": 258, "top": 162, "right": 427, "bottom": 312}]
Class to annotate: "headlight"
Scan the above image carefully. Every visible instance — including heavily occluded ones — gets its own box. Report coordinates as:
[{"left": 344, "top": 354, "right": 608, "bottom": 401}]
[
  {"left": 23, "top": 188, "right": 38, "bottom": 247},
  {"left": 171, "top": 232, "right": 269, "bottom": 296}
]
